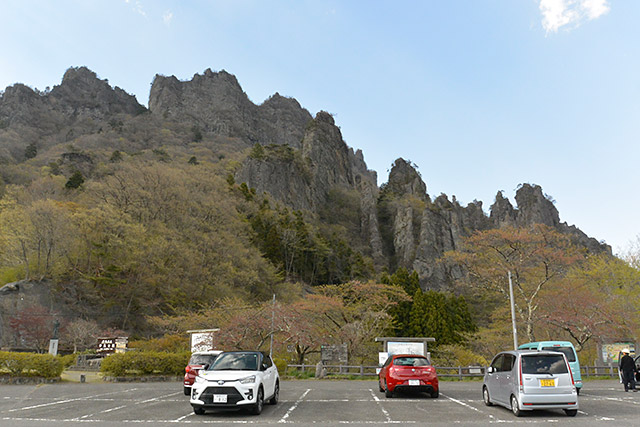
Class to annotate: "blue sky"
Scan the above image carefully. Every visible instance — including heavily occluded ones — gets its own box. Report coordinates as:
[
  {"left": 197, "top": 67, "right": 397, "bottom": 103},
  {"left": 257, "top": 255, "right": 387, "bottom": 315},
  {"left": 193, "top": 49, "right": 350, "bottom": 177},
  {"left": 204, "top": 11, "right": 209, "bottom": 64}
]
[{"left": 1, "top": 0, "right": 637, "bottom": 254}]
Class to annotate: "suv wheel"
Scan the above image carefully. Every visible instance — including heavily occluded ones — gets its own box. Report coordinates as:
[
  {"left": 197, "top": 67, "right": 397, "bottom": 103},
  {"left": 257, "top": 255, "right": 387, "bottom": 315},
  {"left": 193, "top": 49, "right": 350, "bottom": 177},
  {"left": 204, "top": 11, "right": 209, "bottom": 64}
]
[
  {"left": 510, "top": 395, "right": 521, "bottom": 417},
  {"left": 193, "top": 406, "right": 205, "bottom": 415},
  {"left": 430, "top": 389, "right": 439, "bottom": 398},
  {"left": 249, "top": 387, "right": 264, "bottom": 415},
  {"left": 269, "top": 381, "right": 279, "bottom": 405}
]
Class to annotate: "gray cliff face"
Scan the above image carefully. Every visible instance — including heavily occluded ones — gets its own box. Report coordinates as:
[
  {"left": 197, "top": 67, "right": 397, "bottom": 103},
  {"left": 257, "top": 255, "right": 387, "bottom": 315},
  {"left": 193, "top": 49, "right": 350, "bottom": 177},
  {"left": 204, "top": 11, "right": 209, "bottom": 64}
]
[
  {"left": 236, "top": 111, "right": 383, "bottom": 260},
  {"left": 0, "top": 67, "right": 142, "bottom": 128},
  {"left": 384, "top": 161, "right": 610, "bottom": 289},
  {"left": 149, "top": 69, "right": 312, "bottom": 148},
  {"left": 48, "top": 67, "right": 143, "bottom": 120},
  {"left": 0, "top": 67, "right": 145, "bottom": 162}
]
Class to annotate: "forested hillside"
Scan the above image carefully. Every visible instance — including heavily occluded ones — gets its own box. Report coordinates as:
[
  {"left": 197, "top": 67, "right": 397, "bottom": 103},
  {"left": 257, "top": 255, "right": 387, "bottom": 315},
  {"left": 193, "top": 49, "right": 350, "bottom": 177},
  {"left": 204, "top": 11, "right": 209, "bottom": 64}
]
[{"left": 1, "top": 67, "right": 637, "bottom": 363}]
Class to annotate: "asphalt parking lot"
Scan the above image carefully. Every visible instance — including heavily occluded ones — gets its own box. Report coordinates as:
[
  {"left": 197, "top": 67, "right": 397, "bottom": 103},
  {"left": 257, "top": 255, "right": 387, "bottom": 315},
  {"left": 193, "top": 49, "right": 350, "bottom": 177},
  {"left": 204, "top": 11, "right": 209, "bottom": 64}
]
[{"left": 0, "top": 379, "right": 638, "bottom": 426}]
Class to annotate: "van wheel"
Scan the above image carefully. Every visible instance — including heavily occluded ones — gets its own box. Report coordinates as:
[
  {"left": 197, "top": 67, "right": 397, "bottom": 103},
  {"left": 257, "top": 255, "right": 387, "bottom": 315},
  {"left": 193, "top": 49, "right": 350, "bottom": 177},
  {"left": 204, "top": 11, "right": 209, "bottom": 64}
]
[
  {"left": 564, "top": 409, "right": 577, "bottom": 417},
  {"left": 482, "top": 387, "right": 493, "bottom": 406},
  {"left": 510, "top": 395, "right": 521, "bottom": 417}
]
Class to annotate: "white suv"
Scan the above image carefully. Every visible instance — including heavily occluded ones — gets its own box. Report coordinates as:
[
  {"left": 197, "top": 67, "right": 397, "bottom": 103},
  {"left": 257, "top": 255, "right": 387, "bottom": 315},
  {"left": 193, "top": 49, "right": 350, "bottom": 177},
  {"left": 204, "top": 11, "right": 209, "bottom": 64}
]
[{"left": 190, "top": 351, "right": 279, "bottom": 415}]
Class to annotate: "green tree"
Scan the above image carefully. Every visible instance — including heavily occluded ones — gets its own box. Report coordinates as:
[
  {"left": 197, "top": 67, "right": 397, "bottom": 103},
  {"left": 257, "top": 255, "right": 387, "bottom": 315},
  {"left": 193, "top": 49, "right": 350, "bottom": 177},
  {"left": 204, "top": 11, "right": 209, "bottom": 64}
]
[
  {"left": 381, "top": 267, "right": 420, "bottom": 336},
  {"left": 65, "top": 171, "right": 85, "bottom": 189},
  {"left": 443, "top": 224, "right": 583, "bottom": 342},
  {"left": 110, "top": 150, "right": 123, "bottom": 162},
  {"left": 407, "top": 290, "right": 475, "bottom": 346},
  {"left": 539, "top": 254, "right": 640, "bottom": 350},
  {"left": 24, "top": 142, "right": 37, "bottom": 159}
]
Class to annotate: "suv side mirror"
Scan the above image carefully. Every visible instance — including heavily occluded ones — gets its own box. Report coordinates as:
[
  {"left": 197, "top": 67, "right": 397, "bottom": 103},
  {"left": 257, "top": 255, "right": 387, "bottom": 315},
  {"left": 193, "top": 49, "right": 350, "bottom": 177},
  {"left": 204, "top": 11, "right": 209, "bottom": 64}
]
[
  {"left": 261, "top": 363, "right": 268, "bottom": 371},
  {"left": 487, "top": 366, "right": 495, "bottom": 374}
]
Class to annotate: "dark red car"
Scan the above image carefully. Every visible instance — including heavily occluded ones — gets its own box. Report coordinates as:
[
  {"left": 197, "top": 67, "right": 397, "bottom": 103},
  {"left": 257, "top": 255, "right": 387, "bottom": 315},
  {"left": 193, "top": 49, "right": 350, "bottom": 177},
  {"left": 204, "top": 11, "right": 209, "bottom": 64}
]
[
  {"left": 183, "top": 350, "right": 222, "bottom": 395},
  {"left": 378, "top": 354, "right": 439, "bottom": 398}
]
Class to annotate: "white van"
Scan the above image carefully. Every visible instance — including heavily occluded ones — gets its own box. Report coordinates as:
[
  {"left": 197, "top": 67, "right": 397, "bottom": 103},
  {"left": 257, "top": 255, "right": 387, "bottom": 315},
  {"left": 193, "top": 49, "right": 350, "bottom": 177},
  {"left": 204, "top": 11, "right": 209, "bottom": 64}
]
[{"left": 483, "top": 350, "right": 578, "bottom": 417}]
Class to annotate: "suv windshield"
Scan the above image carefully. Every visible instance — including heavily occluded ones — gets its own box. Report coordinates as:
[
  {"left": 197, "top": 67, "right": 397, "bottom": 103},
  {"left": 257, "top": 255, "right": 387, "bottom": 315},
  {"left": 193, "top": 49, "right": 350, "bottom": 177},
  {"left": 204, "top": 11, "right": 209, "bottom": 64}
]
[
  {"left": 541, "top": 346, "right": 576, "bottom": 362},
  {"left": 522, "top": 354, "right": 569, "bottom": 375},
  {"left": 189, "top": 354, "right": 218, "bottom": 365},
  {"left": 394, "top": 357, "right": 430, "bottom": 367},
  {"left": 209, "top": 352, "right": 259, "bottom": 371}
]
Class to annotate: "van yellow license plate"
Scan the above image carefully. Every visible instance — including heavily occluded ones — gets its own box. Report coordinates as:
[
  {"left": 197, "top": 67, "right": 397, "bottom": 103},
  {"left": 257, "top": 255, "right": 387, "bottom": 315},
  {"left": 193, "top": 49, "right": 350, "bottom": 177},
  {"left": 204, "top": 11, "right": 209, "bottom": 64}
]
[{"left": 540, "top": 379, "right": 555, "bottom": 387}]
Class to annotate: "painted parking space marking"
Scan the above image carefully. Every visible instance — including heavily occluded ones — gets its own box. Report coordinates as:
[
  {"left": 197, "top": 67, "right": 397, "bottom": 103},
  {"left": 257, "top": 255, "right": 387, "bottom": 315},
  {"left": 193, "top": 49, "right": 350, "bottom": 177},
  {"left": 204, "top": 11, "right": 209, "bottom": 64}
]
[
  {"left": 440, "top": 393, "right": 482, "bottom": 412},
  {"left": 7, "top": 388, "right": 139, "bottom": 412},
  {"left": 278, "top": 388, "right": 310, "bottom": 423},
  {"left": 369, "top": 389, "right": 391, "bottom": 423}
]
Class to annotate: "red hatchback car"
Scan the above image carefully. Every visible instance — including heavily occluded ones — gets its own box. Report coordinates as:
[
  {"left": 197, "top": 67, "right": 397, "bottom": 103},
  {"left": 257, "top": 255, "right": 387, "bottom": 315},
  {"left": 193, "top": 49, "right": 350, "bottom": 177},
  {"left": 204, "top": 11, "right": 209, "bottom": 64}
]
[
  {"left": 378, "top": 354, "right": 439, "bottom": 398},
  {"left": 183, "top": 350, "right": 222, "bottom": 395}
]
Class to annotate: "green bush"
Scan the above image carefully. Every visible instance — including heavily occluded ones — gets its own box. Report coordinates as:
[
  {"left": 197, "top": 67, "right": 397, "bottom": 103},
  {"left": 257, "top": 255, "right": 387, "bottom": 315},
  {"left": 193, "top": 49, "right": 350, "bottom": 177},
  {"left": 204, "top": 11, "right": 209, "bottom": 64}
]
[
  {"left": 100, "top": 351, "right": 190, "bottom": 377},
  {"left": 58, "top": 354, "right": 77, "bottom": 369},
  {"left": 273, "top": 357, "right": 288, "bottom": 375},
  {"left": 0, "top": 351, "right": 64, "bottom": 378}
]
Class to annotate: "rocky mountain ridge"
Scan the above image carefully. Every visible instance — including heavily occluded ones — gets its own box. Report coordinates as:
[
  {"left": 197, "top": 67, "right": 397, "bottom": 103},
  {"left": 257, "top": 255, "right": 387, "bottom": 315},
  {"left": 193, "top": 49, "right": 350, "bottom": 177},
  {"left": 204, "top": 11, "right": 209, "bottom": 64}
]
[{"left": 0, "top": 67, "right": 610, "bottom": 289}]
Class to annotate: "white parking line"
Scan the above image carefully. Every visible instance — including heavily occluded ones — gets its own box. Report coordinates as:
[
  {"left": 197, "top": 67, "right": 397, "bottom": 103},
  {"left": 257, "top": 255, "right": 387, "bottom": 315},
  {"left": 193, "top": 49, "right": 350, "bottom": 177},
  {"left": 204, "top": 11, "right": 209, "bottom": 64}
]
[
  {"left": 278, "top": 388, "right": 310, "bottom": 423},
  {"left": 136, "top": 391, "right": 182, "bottom": 405},
  {"left": 7, "top": 388, "right": 139, "bottom": 412},
  {"left": 174, "top": 411, "right": 194, "bottom": 422},
  {"left": 369, "top": 389, "right": 391, "bottom": 423},
  {"left": 440, "top": 393, "right": 482, "bottom": 412}
]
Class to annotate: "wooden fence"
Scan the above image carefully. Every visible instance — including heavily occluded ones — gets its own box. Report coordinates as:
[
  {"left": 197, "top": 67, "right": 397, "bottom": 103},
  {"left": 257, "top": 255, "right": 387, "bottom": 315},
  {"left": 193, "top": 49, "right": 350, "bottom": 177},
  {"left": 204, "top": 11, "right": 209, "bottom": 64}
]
[{"left": 286, "top": 364, "right": 622, "bottom": 380}]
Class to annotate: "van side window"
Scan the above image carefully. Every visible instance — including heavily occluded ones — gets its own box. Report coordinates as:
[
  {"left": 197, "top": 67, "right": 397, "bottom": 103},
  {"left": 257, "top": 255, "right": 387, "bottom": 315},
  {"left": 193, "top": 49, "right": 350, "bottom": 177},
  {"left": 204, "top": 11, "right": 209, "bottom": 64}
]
[
  {"left": 490, "top": 354, "right": 504, "bottom": 372},
  {"left": 502, "top": 354, "right": 515, "bottom": 371}
]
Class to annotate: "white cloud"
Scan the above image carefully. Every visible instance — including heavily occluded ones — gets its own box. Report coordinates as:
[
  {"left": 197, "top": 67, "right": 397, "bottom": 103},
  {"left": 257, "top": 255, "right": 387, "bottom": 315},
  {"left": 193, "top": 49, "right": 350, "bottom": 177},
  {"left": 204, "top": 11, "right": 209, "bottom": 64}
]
[
  {"left": 539, "top": 0, "right": 610, "bottom": 34},
  {"left": 124, "top": 0, "right": 146, "bottom": 18},
  {"left": 163, "top": 10, "right": 173, "bottom": 26}
]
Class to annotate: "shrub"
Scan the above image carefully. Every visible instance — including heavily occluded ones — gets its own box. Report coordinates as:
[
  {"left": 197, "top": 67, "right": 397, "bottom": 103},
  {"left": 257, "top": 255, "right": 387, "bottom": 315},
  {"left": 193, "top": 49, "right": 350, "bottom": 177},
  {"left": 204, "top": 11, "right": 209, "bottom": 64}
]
[
  {"left": 273, "top": 357, "right": 288, "bottom": 375},
  {"left": 100, "top": 351, "right": 190, "bottom": 377},
  {"left": 0, "top": 351, "right": 64, "bottom": 378},
  {"left": 128, "top": 334, "right": 189, "bottom": 353}
]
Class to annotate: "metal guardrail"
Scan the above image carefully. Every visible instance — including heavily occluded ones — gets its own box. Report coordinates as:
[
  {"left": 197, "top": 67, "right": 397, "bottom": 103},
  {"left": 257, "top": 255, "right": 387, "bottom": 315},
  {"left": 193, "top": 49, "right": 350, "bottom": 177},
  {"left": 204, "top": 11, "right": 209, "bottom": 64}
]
[{"left": 285, "top": 364, "right": 622, "bottom": 380}]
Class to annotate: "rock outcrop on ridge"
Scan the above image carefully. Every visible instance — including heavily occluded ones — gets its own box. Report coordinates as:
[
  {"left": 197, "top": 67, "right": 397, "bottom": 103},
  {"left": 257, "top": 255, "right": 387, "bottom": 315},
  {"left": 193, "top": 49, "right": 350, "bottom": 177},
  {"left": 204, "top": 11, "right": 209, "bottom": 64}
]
[{"left": 0, "top": 66, "right": 610, "bottom": 291}]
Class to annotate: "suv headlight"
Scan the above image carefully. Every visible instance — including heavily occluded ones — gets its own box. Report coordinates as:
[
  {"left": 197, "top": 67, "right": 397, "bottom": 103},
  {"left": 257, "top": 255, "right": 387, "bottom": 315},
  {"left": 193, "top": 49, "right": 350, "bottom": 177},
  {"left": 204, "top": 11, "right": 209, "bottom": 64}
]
[{"left": 239, "top": 375, "right": 256, "bottom": 384}]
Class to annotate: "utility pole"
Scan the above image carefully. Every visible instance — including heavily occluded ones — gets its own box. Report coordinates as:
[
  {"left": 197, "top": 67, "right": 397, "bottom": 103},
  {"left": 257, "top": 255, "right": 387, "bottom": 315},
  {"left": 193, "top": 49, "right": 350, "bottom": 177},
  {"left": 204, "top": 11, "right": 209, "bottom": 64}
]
[
  {"left": 269, "top": 294, "right": 276, "bottom": 358},
  {"left": 508, "top": 271, "right": 518, "bottom": 350}
]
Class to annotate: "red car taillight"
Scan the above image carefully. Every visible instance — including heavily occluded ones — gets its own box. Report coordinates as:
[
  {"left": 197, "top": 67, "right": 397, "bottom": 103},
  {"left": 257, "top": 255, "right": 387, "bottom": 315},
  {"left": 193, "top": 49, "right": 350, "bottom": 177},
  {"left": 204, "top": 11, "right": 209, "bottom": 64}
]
[{"left": 519, "top": 357, "right": 523, "bottom": 389}]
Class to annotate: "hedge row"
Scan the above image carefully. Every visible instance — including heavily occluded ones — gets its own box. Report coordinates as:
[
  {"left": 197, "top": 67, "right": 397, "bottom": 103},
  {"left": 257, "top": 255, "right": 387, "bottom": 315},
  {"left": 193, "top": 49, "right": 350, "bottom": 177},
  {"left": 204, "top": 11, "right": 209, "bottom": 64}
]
[
  {"left": 0, "top": 351, "right": 68, "bottom": 378},
  {"left": 100, "top": 351, "right": 190, "bottom": 377}
]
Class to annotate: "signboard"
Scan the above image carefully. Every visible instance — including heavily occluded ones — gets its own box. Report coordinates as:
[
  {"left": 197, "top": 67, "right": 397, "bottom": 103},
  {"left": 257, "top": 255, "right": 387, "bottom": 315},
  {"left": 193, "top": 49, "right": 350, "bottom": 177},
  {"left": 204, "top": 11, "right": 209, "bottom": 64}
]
[
  {"left": 387, "top": 341, "right": 425, "bottom": 356},
  {"left": 188, "top": 329, "right": 219, "bottom": 352},
  {"left": 97, "top": 337, "right": 128, "bottom": 354},
  {"left": 601, "top": 342, "right": 636, "bottom": 364},
  {"left": 48, "top": 339, "right": 59, "bottom": 356},
  {"left": 321, "top": 344, "right": 348, "bottom": 364}
]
